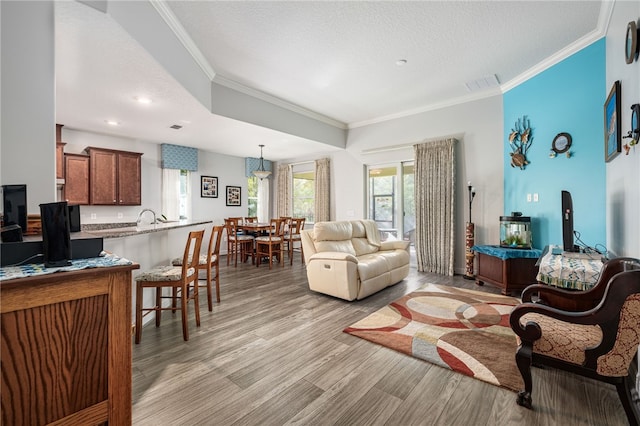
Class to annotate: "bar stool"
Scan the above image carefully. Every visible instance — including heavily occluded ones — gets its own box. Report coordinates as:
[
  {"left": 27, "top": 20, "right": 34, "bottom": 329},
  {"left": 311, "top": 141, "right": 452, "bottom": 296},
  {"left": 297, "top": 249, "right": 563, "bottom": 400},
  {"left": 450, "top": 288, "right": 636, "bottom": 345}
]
[
  {"left": 135, "top": 230, "right": 204, "bottom": 343},
  {"left": 172, "top": 225, "right": 223, "bottom": 311}
]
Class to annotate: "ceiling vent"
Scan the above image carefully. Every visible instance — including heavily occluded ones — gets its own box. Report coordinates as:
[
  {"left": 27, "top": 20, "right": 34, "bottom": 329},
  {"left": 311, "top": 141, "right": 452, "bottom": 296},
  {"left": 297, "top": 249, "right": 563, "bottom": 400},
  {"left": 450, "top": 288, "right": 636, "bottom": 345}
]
[
  {"left": 169, "top": 124, "right": 183, "bottom": 130},
  {"left": 464, "top": 74, "right": 500, "bottom": 92}
]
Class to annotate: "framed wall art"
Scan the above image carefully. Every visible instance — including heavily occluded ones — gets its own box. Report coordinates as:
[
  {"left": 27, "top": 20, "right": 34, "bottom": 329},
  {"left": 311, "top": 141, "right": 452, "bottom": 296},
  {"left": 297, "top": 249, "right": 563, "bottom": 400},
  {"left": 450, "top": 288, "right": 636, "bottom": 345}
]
[
  {"left": 200, "top": 176, "right": 218, "bottom": 198},
  {"left": 604, "top": 80, "right": 621, "bottom": 162},
  {"left": 226, "top": 186, "right": 241, "bottom": 206}
]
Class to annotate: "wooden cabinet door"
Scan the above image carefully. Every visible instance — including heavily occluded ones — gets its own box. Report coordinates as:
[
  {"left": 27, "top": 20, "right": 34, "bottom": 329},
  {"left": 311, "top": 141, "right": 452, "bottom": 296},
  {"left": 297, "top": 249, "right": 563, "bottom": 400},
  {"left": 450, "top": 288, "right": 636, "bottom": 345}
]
[
  {"left": 117, "top": 152, "right": 142, "bottom": 205},
  {"left": 56, "top": 143, "right": 65, "bottom": 179},
  {"left": 89, "top": 149, "right": 118, "bottom": 205},
  {"left": 63, "top": 154, "right": 90, "bottom": 205}
]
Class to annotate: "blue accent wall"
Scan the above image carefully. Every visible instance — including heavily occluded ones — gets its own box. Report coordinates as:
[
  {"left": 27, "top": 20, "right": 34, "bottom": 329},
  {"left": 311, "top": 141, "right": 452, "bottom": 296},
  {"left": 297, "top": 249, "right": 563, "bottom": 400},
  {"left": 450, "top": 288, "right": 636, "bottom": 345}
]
[{"left": 503, "top": 39, "right": 606, "bottom": 250}]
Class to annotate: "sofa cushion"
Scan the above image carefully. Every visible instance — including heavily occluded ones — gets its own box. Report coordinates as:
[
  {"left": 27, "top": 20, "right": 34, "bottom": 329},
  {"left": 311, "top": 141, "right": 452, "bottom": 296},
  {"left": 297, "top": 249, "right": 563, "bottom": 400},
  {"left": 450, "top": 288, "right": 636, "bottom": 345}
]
[
  {"left": 356, "top": 253, "right": 390, "bottom": 281},
  {"left": 313, "top": 221, "right": 356, "bottom": 256},
  {"left": 314, "top": 221, "right": 353, "bottom": 241},
  {"left": 378, "top": 249, "right": 410, "bottom": 270}
]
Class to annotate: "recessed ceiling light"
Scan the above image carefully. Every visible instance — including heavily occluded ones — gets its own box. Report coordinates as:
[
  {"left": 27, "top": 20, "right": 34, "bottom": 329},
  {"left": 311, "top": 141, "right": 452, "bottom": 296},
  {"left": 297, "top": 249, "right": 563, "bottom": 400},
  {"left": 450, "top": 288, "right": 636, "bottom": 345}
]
[
  {"left": 396, "top": 59, "right": 407, "bottom": 66},
  {"left": 134, "top": 96, "right": 152, "bottom": 104},
  {"left": 105, "top": 120, "right": 119, "bottom": 126}
]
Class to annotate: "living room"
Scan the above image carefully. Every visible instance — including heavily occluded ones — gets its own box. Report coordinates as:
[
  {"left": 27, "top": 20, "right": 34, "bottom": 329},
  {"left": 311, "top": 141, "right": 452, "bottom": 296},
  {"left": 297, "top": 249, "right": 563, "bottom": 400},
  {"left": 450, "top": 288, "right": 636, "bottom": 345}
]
[{"left": 1, "top": 1, "right": 639, "bottom": 424}]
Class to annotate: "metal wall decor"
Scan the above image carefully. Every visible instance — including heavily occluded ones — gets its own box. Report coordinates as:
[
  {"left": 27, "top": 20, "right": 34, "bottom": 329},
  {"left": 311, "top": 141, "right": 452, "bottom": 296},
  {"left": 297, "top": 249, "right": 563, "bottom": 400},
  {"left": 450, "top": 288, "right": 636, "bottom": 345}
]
[
  {"left": 623, "top": 103, "right": 640, "bottom": 155},
  {"left": 549, "top": 132, "right": 572, "bottom": 158},
  {"left": 509, "top": 115, "right": 533, "bottom": 169}
]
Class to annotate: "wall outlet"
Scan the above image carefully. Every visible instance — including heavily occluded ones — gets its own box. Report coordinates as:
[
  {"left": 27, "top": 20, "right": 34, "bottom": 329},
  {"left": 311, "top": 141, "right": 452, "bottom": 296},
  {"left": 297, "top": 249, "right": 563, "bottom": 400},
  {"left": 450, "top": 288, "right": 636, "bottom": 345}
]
[
  {"left": 90, "top": 213, "right": 97, "bottom": 219},
  {"left": 526, "top": 194, "right": 532, "bottom": 202},
  {"left": 533, "top": 193, "right": 539, "bottom": 202},
  {"left": 117, "top": 212, "right": 123, "bottom": 219}
]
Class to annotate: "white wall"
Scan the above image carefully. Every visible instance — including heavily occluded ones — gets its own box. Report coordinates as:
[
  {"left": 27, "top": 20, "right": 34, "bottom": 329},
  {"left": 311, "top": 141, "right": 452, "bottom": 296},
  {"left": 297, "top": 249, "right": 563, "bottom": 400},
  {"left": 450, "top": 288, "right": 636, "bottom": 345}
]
[
  {"left": 279, "top": 95, "right": 504, "bottom": 274},
  {"left": 1, "top": 2, "right": 57, "bottom": 212},
  {"left": 605, "top": 1, "right": 640, "bottom": 258}
]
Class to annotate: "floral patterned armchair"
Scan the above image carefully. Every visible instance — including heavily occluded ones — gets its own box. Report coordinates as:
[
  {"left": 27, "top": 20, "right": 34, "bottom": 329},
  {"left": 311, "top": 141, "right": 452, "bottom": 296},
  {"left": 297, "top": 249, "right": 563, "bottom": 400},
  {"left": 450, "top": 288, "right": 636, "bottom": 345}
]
[{"left": 509, "top": 258, "right": 640, "bottom": 424}]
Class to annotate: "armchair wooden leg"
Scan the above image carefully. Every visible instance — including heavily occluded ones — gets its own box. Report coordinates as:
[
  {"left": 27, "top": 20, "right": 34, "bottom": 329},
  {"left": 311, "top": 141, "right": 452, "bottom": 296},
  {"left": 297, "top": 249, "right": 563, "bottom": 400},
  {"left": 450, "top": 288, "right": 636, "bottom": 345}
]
[
  {"left": 616, "top": 375, "right": 640, "bottom": 425},
  {"left": 515, "top": 344, "right": 534, "bottom": 409}
]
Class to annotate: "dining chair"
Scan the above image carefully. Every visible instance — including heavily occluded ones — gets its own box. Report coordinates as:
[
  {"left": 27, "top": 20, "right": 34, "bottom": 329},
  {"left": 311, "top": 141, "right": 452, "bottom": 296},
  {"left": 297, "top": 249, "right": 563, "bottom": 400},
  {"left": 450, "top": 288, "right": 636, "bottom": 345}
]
[
  {"left": 135, "top": 229, "right": 204, "bottom": 343},
  {"left": 225, "top": 218, "right": 255, "bottom": 266},
  {"left": 172, "top": 225, "right": 223, "bottom": 311},
  {"left": 284, "top": 217, "right": 306, "bottom": 265},
  {"left": 255, "top": 217, "right": 286, "bottom": 269}
]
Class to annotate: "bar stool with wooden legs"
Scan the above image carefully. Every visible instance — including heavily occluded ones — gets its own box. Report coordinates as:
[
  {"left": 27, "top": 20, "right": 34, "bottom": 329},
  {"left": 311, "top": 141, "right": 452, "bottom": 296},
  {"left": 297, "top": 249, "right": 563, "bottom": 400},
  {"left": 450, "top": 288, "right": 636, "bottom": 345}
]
[
  {"left": 255, "top": 218, "right": 286, "bottom": 269},
  {"left": 172, "top": 225, "right": 223, "bottom": 311},
  {"left": 135, "top": 230, "right": 204, "bottom": 343}
]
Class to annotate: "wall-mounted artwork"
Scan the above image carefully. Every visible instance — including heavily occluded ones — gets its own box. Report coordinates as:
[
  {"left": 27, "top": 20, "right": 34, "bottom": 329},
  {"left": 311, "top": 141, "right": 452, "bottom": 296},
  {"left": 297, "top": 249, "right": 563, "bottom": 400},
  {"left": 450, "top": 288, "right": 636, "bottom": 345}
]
[
  {"left": 604, "top": 80, "right": 621, "bottom": 162},
  {"left": 201, "top": 176, "right": 218, "bottom": 198},
  {"left": 226, "top": 186, "right": 241, "bottom": 206}
]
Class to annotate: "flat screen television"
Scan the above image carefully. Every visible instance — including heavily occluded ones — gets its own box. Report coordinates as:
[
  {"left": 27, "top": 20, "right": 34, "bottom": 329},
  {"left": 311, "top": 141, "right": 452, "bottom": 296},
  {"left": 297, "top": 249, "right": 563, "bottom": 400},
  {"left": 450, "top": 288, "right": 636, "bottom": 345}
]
[
  {"left": 2, "top": 184, "right": 27, "bottom": 232},
  {"left": 561, "top": 190, "right": 578, "bottom": 252}
]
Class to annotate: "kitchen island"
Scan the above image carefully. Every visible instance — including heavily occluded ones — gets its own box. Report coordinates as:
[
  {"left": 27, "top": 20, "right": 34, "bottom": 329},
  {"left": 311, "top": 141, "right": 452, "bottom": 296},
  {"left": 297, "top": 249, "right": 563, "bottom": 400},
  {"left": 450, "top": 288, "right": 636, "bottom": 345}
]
[{"left": 1, "top": 255, "right": 138, "bottom": 425}]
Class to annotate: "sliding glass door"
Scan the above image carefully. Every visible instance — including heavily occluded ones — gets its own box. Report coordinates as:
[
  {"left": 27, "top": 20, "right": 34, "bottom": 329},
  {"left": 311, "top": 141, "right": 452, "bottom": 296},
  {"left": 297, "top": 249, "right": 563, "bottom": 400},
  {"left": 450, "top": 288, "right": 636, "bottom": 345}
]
[{"left": 367, "top": 161, "right": 414, "bottom": 244}]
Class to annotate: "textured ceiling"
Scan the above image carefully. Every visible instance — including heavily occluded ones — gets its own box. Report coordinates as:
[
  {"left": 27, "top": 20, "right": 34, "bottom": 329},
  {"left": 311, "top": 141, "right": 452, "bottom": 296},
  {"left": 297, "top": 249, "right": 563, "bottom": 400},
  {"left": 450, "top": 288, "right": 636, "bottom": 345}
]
[{"left": 54, "top": 1, "right": 605, "bottom": 161}]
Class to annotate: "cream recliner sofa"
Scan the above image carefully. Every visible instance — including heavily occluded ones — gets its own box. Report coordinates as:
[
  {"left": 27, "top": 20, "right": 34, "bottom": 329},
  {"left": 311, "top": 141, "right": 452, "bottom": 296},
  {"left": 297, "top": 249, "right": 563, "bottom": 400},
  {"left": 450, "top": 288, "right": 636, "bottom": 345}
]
[{"left": 300, "top": 220, "right": 410, "bottom": 301}]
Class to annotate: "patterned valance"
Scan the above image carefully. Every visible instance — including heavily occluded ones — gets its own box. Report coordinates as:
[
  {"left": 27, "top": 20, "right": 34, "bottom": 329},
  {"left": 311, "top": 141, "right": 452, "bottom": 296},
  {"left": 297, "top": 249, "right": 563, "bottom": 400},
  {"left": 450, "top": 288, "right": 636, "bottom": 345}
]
[
  {"left": 245, "top": 157, "right": 272, "bottom": 178},
  {"left": 161, "top": 143, "right": 198, "bottom": 171}
]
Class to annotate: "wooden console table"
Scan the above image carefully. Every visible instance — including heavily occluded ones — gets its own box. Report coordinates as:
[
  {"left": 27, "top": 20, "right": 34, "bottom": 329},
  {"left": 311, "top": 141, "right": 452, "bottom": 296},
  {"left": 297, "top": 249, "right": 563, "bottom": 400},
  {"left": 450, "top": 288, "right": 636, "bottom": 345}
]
[
  {"left": 472, "top": 245, "right": 542, "bottom": 296},
  {"left": 1, "top": 258, "right": 138, "bottom": 425}
]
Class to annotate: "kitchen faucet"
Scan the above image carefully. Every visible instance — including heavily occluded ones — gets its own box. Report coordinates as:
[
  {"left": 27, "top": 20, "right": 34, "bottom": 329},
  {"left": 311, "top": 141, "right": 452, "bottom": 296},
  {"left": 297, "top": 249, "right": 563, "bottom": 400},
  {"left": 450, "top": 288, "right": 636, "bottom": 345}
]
[{"left": 136, "top": 208, "right": 157, "bottom": 225}]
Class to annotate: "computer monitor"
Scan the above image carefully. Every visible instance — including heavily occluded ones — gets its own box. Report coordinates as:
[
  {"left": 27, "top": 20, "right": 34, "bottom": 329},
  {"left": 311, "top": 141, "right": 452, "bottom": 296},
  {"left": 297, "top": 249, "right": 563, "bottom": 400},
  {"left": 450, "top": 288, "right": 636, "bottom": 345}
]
[{"left": 561, "top": 190, "right": 578, "bottom": 252}]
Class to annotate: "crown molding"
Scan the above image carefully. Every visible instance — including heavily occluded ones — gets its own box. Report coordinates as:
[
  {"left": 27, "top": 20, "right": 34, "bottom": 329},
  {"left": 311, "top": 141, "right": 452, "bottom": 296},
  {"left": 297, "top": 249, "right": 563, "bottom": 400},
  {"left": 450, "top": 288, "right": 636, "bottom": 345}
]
[
  {"left": 150, "top": 0, "right": 216, "bottom": 81},
  {"left": 213, "top": 75, "right": 347, "bottom": 129},
  {"left": 349, "top": 88, "right": 502, "bottom": 129}
]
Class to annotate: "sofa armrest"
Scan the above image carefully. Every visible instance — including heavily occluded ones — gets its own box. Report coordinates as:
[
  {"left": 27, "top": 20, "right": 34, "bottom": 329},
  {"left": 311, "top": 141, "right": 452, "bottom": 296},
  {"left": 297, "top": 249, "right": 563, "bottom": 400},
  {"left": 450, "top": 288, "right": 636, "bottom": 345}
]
[
  {"left": 380, "top": 240, "right": 410, "bottom": 251},
  {"left": 309, "top": 251, "right": 358, "bottom": 263}
]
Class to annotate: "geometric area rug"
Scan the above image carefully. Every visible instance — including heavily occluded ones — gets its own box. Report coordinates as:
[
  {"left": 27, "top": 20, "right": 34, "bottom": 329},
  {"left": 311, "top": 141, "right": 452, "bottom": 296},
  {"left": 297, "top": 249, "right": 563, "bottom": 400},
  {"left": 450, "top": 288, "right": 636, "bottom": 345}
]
[{"left": 344, "top": 283, "right": 524, "bottom": 392}]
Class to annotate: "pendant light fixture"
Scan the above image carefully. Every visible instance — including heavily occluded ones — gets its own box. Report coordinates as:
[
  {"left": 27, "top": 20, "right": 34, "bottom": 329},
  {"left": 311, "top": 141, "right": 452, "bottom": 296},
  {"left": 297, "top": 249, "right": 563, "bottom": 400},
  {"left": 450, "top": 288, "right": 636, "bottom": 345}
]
[{"left": 253, "top": 144, "right": 272, "bottom": 180}]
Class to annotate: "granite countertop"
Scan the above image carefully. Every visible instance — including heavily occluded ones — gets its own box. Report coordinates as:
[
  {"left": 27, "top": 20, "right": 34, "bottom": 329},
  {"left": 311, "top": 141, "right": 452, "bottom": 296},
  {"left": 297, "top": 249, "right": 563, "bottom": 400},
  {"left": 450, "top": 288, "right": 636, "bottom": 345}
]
[{"left": 82, "top": 220, "right": 212, "bottom": 239}]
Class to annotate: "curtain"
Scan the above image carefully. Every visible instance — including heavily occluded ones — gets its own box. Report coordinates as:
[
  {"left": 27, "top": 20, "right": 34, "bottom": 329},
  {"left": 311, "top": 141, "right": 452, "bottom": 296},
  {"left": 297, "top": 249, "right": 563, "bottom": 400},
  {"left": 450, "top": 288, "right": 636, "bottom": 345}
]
[
  {"left": 277, "top": 163, "right": 292, "bottom": 217},
  {"left": 314, "top": 158, "right": 330, "bottom": 222},
  {"left": 258, "top": 177, "right": 270, "bottom": 222},
  {"left": 414, "top": 138, "right": 457, "bottom": 275},
  {"left": 161, "top": 168, "right": 181, "bottom": 221}
]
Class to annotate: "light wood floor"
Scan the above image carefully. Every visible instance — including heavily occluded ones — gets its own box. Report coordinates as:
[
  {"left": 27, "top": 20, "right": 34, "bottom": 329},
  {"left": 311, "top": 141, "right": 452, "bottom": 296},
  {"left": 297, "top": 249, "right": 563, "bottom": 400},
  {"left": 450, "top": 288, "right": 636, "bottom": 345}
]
[{"left": 132, "top": 256, "right": 630, "bottom": 425}]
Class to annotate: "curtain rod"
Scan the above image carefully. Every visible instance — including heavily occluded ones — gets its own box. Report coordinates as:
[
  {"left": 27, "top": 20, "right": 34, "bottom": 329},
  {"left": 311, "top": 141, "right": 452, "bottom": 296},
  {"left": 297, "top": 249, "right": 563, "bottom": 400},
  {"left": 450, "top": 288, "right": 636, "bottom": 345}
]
[
  {"left": 361, "top": 133, "right": 464, "bottom": 155},
  {"left": 286, "top": 160, "right": 315, "bottom": 167}
]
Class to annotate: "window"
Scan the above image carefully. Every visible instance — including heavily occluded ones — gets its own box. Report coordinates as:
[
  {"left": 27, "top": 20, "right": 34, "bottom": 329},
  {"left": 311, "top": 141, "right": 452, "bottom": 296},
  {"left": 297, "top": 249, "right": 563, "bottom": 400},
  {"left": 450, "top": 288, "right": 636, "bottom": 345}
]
[
  {"left": 293, "top": 170, "right": 314, "bottom": 223},
  {"left": 162, "top": 168, "right": 190, "bottom": 220},
  {"left": 247, "top": 176, "right": 258, "bottom": 217},
  {"left": 179, "top": 170, "right": 189, "bottom": 219}
]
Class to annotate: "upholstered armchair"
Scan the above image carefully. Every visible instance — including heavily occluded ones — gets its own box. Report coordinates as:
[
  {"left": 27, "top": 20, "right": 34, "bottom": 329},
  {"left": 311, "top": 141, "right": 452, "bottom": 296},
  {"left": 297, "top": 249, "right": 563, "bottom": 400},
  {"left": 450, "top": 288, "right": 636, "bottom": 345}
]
[{"left": 509, "top": 262, "right": 640, "bottom": 425}]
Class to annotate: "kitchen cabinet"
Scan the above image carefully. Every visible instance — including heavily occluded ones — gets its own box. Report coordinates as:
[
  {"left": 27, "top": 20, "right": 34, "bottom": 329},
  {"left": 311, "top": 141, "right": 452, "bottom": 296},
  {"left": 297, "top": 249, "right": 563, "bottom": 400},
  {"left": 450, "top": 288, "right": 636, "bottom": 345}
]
[
  {"left": 56, "top": 124, "right": 65, "bottom": 179},
  {"left": 86, "top": 147, "right": 142, "bottom": 205},
  {"left": 64, "top": 153, "right": 90, "bottom": 205},
  {"left": 56, "top": 142, "right": 66, "bottom": 179}
]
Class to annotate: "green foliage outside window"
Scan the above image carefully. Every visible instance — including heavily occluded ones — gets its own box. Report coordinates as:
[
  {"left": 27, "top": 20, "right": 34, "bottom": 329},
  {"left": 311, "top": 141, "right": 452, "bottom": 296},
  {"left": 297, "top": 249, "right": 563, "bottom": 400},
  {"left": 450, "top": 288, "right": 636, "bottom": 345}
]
[{"left": 293, "top": 172, "right": 314, "bottom": 223}]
